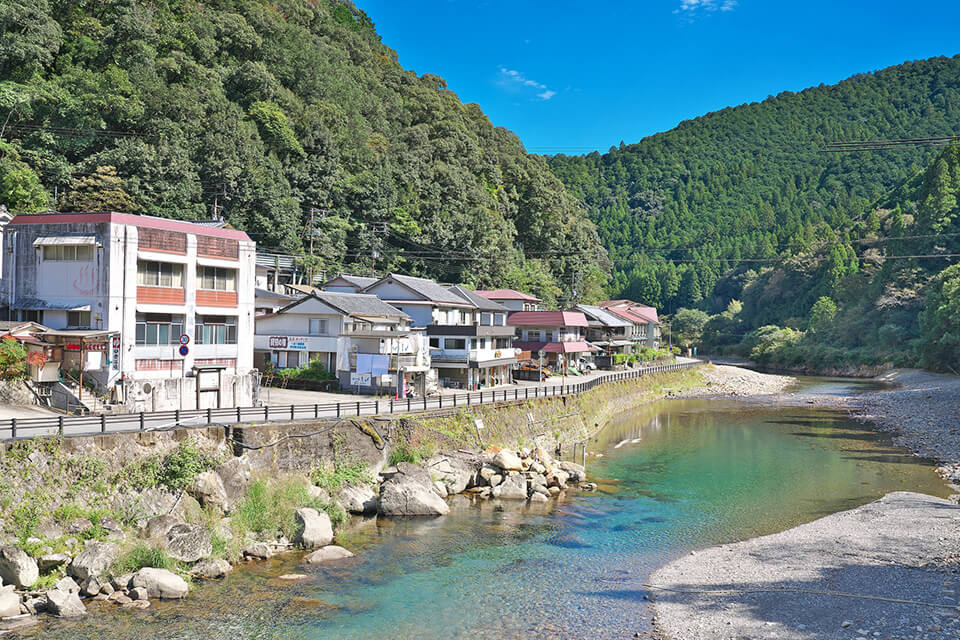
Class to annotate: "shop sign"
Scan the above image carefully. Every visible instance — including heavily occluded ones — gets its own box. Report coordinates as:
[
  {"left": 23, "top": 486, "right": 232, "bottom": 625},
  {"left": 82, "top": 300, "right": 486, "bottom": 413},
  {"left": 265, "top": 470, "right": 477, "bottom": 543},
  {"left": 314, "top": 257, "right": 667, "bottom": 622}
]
[
  {"left": 269, "top": 336, "right": 288, "bottom": 349},
  {"left": 287, "top": 338, "right": 307, "bottom": 350},
  {"left": 350, "top": 373, "right": 371, "bottom": 386}
]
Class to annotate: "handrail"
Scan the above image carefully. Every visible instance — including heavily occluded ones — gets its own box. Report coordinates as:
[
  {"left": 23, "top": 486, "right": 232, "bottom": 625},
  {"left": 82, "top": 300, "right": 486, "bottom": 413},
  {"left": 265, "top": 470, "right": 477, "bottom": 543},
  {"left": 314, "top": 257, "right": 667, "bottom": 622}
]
[{"left": 0, "top": 360, "right": 704, "bottom": 441}]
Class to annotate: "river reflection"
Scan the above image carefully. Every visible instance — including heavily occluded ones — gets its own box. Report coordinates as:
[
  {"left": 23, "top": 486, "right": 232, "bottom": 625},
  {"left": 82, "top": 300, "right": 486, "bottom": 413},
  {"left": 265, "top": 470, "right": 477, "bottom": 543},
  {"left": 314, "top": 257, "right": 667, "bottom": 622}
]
[{"left": 22, "top": 397, "right": 950, "bottom": 640}]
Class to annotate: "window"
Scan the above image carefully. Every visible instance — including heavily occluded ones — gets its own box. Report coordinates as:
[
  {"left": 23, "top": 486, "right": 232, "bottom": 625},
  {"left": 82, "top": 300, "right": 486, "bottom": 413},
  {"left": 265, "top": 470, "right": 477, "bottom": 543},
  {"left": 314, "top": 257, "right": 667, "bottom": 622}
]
[
  {"left": 197, "top": 266, "right": 236, "bottom": 291},
  {"left": 19, "top": 310, "right": 43, "bottom": 323},
  {"left": 480, "top": 312, "right": 492, "bottom": 326},
  {"left": 429, "top": 337, "right": 440, "bottom": 348},
  {"left": 277, "top": 351, "right": 300, "bottom": 368},
  {"left": 196, "top": 315, "right": 237, "bottom": 344},
  {"left": 43, "top": 245, "right": 94, "bottom": 261},
  {"left": 309, "top": 318, "right": 328, "bottom": 335},
  {"left": 459, "top": 311, "right": 470, "bottom": 324},
  {"left": 135, "top": 313, "right": 184, "bottom": 345},
  {"left": 444, "top": 338, "right": 466, "bottom": 350},
  {"left": 67, "top": 311, "right": 91, "bottom": 327},
  {"left": 137, "top": 261, "right": 183, "bottom": 287},
  {"left": 494, "top": 313, "right": 505, "bottom": 326}
]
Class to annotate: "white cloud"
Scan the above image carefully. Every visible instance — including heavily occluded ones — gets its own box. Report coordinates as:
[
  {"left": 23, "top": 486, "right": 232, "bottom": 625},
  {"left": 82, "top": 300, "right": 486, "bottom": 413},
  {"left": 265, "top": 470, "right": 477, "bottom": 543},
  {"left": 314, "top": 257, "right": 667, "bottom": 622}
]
[
  {"left": 498, "top": 67, "right": 557, "bottom": 101},
  {"left": 674, "top": 0, "right": 737, "bottom": 17}
]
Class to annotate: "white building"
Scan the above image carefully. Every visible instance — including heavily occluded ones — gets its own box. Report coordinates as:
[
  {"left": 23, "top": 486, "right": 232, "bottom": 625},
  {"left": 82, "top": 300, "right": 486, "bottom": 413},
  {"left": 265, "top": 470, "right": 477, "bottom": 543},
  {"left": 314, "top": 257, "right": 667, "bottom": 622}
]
[
  {"left": 474, "top": 288, "right": 542, "bottom": 312},
  {"left": 254, "top": 290, "right": 431, "bottom": 395},
  {"left": 1, "top": 211, "right": 258, "bottom": 411}
]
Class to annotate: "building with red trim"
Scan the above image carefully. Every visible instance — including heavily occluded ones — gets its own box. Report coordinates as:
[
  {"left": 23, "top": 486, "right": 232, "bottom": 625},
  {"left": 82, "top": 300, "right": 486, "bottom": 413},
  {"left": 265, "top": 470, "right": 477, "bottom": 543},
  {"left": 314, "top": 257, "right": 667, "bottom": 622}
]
[
  {"left": 1, "top": 212, "right": 257, "bottom": 411},
  {"left": 508, "top": 310, "right": 594, "bottom": 368},
  {"left": 474, "top": 289, "right": 542, "bottom": 312}
]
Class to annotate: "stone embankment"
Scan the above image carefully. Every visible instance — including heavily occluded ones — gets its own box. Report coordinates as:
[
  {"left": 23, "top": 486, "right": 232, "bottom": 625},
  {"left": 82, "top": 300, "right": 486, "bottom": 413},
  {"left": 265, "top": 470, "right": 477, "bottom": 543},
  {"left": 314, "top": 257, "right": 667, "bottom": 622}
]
[{"left": 651, "top": 492, "right": 960, "bottom": 640}]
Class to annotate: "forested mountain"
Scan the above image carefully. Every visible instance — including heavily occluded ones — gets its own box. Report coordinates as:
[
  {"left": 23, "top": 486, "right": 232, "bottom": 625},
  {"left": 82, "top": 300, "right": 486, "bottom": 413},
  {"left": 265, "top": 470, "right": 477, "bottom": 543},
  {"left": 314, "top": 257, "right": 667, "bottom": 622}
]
[
  {"left": 548, "top": 55, "right": 960, "bottom": 314},
  {"left": 0, "top": 0, "right": 607, "bottom": 305}
]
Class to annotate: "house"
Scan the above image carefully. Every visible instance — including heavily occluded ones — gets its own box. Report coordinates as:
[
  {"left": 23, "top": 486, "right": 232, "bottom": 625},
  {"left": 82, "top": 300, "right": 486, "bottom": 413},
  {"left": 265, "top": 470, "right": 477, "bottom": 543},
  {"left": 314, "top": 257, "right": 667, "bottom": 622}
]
[
  {"left": 360, "top": 274, "right": 516, "bottom": 390},
  {"left": 599, "top": 300, "right": 661, "bottom": 349},
  {"left": 1, "top": 211, "right": 258, "bottom": 411},
  {"left": 474, "top": 289, "right": 542, "bottom": 312},
  {"left": 574, "top": 304, "right": 634, "bottom": 355},
  {"left": 322, "top": 273, "right": 378, "bottom": 294},
  {"left": 254, "top": 291, "right": 430, "bottom": 396},
  {"left": 509, "top": 310, "right": 593, "bottom": 369},
  {"left": 254, "top": 287, "right": 297, "bottom": 316}
]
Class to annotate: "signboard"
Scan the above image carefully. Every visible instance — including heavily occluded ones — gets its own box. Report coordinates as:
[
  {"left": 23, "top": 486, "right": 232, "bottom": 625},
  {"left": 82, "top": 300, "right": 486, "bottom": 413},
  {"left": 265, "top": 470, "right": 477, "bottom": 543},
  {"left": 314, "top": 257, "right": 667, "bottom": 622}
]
[
  {"left": 380, "top": 374, "right": 394, "bottom": 384},
  {"left": 112, "top": 336, "right": 120, "bottom": 349},
  {"left": 268, "top": 336, "right": 308, "bottom": 350},
  {"left": 287, "top": 338, "right": 307, "bottom": 351},
  {"left": 179, "top": 334, "right": 190, "bottom": 345},
  {"left": 111, "top": 336, "right": 120, "bottom": 371},
  {"left": 84, "top": 343, "right": 106, "bottom": 352},
  {"left": 350, "top": 373, "right": 371, "bottom": 386},
  {"left": 269, "top": 336, "right": 288, "bottom": 349},
  {"left": 178, "top": 345, "right": 189, "bottom": 357}
]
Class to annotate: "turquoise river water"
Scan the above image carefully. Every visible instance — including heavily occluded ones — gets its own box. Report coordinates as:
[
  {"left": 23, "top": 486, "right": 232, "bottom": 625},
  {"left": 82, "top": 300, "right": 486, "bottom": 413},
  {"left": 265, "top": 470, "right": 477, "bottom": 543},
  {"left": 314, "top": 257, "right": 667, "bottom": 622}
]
[{"left": 21, "top": 379, "right": 951, "bottom": 639}]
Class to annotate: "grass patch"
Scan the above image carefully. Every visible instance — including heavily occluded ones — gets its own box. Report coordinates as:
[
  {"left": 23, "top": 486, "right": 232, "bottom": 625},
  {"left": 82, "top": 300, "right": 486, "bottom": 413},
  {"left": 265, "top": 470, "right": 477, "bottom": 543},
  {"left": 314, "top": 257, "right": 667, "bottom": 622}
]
[
  {"left": 124, "top": 439, "right": 218, "bottom": 491},
  {"left": 34, "top": 569, "right": 64, "bottom": 590},
  {"left": 112, "top": 544, "right": 175, "bottom": 575},
  {"left": 387, "top": 436, "right": 434, "bottom": 466},
  {"left": 234, "top": 476, "right": 343, "bottom": 542},
  {"left": 310, "top": 431, "right": 373, "bottom": 492}
]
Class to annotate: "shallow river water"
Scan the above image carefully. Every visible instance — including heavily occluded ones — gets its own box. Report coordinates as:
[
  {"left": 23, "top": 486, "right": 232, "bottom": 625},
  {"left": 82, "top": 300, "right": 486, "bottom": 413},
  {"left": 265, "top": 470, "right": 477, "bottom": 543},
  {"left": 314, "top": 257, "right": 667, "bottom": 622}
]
[{"left": 22, "top": 381, "right": 951, "bottom": 639}]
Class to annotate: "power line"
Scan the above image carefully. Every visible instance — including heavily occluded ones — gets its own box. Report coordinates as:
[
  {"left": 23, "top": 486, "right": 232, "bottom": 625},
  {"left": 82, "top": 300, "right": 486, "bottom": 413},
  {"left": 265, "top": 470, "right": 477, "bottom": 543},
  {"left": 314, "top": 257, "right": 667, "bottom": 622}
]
[{"left": 821, "top": 136, "right": 960, "bottom": 152}]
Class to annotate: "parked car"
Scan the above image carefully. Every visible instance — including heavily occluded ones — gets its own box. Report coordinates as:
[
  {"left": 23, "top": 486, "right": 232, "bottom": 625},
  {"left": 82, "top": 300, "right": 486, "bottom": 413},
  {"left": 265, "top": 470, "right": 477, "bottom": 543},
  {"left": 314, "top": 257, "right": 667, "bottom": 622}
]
[
  {"left": 514, "top": 361, "right": 552, "bottom": 381},
  {"left": 579, "top": 359, "right": 597, "bottom": 371}
]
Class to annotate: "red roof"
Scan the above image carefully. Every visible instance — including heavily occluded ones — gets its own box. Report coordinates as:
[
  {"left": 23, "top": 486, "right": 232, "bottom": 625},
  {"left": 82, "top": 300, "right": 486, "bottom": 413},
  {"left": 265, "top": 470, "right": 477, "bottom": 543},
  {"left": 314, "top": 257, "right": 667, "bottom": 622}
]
[
  {"left": 475, "top": 289, "right": 541, "bottom": 302},
  {"left": 507, "top": 311, "right": 588, "bottom": 327},
  {"left": 10, "top": 212, "right": 252, "bottom": 242},
  {"left": 514, "top": 340, "right": 596, "bottom": 354},
  {"left": 604, "top": 302, "right": 660, "bottom": 325}
]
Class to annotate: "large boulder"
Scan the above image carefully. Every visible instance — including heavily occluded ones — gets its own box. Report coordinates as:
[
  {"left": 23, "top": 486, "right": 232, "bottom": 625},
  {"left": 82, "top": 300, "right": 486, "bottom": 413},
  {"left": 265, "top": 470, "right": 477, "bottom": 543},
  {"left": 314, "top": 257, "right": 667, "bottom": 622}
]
[
  {"left": 215, "top": 457, "right": 253, "bottom": 512},
  {"left": 45, "top": 588, "right": 87, "bottom": 617},
  {"left": 0, "top": 586, "right": 19, "bottom": 618},
  {"left": 39, "top": 553, "right": 70, "bottom": 573},
  {"left": 427, "top": 456, "right": 474, "bottom": 495},
  {"left": 293, "top": 508, "right": 333, "bottom": 548},
  {"left": 190, "top": 558, "right": 233, "bottom": 580},
  {"left": 304, "top": 545, "right": 354, "bottom": 564},
  {"left": 493, "top": 450, "right": 523, "bottom": 472},
  {"left": 166, "top": 523, "right": 212, "bottom": 562},
  {"left": 142, "top": 514, "right": 181, "bottom": 540},
  {"left": 337, "top": 485, "right": 378, "bottom": 514},
  {"left": 559, "top": 461, "right": 586, "bottom": 483},
  {"left": 492, "top": 474, "right": 528, "bottom": 500},
  {"left": 132, "top": 568, "right": 189, "bottom": 599},
  {"left": 0, "top": 545, "right": 38, "bottom": 588},
  {"left": 379, "top": 465, "right": 450, "bottom": 517},
  {"left": 189, "top": 471, "right": 228, "bottom": 513},
  {"left": 68, "top": 541, "right": 119, "bottom": 581}
]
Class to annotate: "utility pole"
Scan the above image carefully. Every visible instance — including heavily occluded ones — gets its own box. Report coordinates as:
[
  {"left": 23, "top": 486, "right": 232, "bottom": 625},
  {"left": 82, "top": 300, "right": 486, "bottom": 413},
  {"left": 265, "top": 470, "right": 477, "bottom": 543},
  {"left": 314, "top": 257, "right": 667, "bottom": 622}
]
[
  {"left": 306, "top": 207, "right": 328, "bottom": 286},
  {"left": 369, "top": 222, "right": 389, "bottom": 277}
]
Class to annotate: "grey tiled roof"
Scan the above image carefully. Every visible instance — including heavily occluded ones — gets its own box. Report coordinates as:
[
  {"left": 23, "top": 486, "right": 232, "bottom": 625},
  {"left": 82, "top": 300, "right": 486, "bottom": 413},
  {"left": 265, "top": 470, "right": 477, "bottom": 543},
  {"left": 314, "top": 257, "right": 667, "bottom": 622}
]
[
  {"left": 371, "top": 273, "right": 467, "bottom": 304},
  {"left": 312, "top": 291, "right": 409, "bottom": 319},
  {"left": 575, "top": 304, "right": 632, "bottom": 327},
  {"left": 325, "top": 273, "right": 378, "bottom": 289},
  {"left": 448, "top": 285, "right": 509, "bottom": 312}
]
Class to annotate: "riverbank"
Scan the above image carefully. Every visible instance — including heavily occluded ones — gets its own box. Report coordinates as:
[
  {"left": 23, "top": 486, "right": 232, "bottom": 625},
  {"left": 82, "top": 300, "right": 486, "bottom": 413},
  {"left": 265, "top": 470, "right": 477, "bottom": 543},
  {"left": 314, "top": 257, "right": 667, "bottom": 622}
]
[
  {"left": 651, "top": 491, "right": 960, "bottom": 640},
  {"left": 674, "top": 363, "right": 795, "bottom": 398}
]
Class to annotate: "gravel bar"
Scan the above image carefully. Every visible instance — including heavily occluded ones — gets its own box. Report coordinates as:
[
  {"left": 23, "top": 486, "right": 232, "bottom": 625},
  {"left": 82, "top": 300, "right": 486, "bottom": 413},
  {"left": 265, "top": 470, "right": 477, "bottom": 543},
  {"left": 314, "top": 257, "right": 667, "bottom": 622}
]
[{"left": 651, "top": 492, "right": 960, "bottom": 640}]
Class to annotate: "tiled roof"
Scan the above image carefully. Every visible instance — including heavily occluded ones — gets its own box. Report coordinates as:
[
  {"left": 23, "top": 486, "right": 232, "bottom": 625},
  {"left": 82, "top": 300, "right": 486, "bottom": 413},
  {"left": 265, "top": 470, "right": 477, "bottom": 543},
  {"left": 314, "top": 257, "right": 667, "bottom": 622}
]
[
  {"left": 574, "top": 304, "right": 632, "bottom": 327},
  {"left": 278, "top": 291, "right": 409, "bottom": 319},
  {"left": 513, "top": 340, "right": 596, "bottom": 354},
  {"left": 9, "top": 212, "right": 251, "bottom": 241},
  {"left": 323, "top": 273, "right": 379, "bottom": 289},
  {"left": 506, "top": 311, "right": 588, "bottom": 327},
  {"left": 368, "top": 273, "right": 468, "bottom": 305},
  {"left": 475, "top": 289, "right": 541, "bottom": 302},
  {"left": 448, "top": 286, "right": 509, "bottom": 311}
]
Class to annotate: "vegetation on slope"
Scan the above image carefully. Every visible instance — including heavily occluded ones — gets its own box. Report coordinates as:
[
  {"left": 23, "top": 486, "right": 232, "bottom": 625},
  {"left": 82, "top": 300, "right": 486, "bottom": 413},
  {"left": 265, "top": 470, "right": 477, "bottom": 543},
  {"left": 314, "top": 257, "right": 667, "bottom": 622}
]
[{"left": 0, "top": 0, "right": 607, "bottom": 304}]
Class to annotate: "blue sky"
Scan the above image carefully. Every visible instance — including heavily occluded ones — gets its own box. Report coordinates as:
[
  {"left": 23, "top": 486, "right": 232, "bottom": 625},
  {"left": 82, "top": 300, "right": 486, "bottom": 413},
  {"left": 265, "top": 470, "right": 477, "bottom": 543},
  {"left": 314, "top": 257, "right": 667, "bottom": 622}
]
[{"left": 359, "top": 0, "right": 960, "bottom": 154}]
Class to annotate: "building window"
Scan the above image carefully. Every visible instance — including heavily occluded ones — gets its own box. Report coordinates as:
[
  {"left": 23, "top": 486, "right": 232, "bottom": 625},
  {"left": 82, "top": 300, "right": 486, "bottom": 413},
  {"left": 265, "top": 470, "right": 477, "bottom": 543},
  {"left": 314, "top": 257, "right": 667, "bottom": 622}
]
[
  {"left": 135, "top": 313, "right": 184, "bottom": 345},
  {"left": 429, "top": 337, "right": 440, "bottom": 348},
  {"left": 309, "top": 318, "right": 328, "bottom": 335},
  {"left": 67, "top": 311, "right": 91, "bottom": 328},
  {"left": 197, "top": 266, "right": 236, "bottom": 291},
  {"left": 196, "top": 315, "right": 237, "bottom": 344},
  {"left": 276, "top": 351, "right": 300, "bottom": 368},
  {"left": 494, "top": 313, "right": 505, "bottom": 326},
  {"left": 43, "top": 245, "right": 94, "bottom": 261},
  {"left": 137, "top": 261, "right": 183, "bottom": 287},
  {"left": 444, "top": 338, "right": 466, "bottom": 350},
  {"left": 19, "top": 310, "right": 43, "bottom": 323}
]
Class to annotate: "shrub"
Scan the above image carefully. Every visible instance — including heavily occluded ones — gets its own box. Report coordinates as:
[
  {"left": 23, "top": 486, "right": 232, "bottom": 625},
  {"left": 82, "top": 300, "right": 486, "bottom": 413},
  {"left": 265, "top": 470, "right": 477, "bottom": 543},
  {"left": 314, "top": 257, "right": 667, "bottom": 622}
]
[
  {"left": 388, "top": 436, "right": 433, "bottom": 466},
  {"left": 234, "top": 476, "right": 341, "bottom": 540},
  {"left": 125, "top": 439, "right": 217, "bottom": 491},
  {"left": 112, "top": 544, "right": 175, "bottom": 575}
]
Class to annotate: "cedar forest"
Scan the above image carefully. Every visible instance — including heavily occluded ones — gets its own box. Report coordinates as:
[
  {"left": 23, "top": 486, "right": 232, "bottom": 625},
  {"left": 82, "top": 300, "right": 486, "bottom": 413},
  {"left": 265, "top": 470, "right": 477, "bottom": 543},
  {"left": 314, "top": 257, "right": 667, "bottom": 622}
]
[{"left": 0, "top": 0, "right": 958, "bottom": 371}]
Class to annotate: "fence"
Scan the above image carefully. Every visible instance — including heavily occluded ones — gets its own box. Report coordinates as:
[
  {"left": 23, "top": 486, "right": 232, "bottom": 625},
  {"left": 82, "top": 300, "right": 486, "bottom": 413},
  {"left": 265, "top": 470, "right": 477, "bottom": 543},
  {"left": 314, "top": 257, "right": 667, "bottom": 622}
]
[{"left": 0, "top": 360, "right": 703, "bottom": 442}]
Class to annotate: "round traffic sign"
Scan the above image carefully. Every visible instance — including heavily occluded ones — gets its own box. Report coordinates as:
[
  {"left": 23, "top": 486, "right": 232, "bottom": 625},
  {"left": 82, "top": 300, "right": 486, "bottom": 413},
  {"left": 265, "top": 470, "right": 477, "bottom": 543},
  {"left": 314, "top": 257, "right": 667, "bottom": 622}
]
[
  {"left": 179, "top": 333, "right": 190, "bottom": 345},
  {"left": 178, "top": 345, "right": 189, "bottom": 357}
]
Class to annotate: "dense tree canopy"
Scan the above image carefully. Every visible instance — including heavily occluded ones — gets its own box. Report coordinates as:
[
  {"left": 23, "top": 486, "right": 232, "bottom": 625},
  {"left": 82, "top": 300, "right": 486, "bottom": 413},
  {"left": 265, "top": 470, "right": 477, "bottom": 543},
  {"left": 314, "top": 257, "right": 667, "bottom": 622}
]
[{"left": 0, "top": 0, "right": 608, "bottom": 303}]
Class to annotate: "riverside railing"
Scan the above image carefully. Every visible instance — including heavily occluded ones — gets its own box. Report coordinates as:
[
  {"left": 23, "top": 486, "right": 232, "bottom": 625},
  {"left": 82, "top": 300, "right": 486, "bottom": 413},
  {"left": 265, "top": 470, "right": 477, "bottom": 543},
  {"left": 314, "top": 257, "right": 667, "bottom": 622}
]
[{"left": 0, "top": 360, "right": 703, "bottom": 442}]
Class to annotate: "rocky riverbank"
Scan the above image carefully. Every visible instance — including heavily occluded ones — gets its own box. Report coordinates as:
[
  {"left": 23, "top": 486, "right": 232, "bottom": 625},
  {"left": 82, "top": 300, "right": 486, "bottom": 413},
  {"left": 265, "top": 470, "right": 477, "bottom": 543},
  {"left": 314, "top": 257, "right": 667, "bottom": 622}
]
[
  {"left": 674, "top": 363, "right": 796, "bottom": 398},
  {"left": 650, "top": 492, "right": 960, "bottom": 640}
]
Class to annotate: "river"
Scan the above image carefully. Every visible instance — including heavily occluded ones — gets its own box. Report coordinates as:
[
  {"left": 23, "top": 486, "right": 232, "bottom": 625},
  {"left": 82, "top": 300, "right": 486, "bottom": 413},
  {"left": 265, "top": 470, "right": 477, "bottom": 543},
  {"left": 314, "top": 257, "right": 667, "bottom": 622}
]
[{"left": 22, "top": 379, "right": 950, "bottom": 639}]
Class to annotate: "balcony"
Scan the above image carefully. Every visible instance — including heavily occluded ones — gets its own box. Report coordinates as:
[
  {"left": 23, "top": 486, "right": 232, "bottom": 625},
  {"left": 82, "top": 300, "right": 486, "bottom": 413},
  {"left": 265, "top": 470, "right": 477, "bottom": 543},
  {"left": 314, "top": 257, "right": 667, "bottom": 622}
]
[
  {"left": 348, "top": 352, "right": 418, "bottom": 370},
  {"left": 430, "top": 350, "right": 518, "bottom": 368},
  {"left": 426, "top": 324, "right": 514, "bottom": 337},
  {"left": 340, "top": 328, "right": 412, "bottom": 338}
]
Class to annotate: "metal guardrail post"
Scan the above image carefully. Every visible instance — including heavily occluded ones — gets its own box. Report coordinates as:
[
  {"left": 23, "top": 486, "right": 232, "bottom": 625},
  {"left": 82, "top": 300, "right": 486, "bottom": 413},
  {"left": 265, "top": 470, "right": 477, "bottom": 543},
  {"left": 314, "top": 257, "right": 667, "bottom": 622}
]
[
  {"left": 356, "top": 401, "right": 360, "bottom": 416},
  {"left": 10, "top": 418, "right": 15, "bottom": 439},
  {"left": 237, "top": 406, "right": 242, "bottom": 423},
  {"left": 423, "top": 397, "right": 427, "bottom": 411},
  {"left": 101, "top": 414, "right": 106, "bottom": 433},
  {"left": 265, "top": 406, "right": 269, "bottom": 420},
  {"left": 407, "top": 397, "right": 411, "bottom": 411},
  {"left": 207, "top": 407, "right": 213, "bottom": 424},
  {"left": 336, "top": 403, "right": 341, "bottom": 418},
  {"left": 175, "top": 409, "right": 180, "bottom": 423},
  {"left": 140, "top": 412, "right": 145, "bottom": 430},
  {"left": 58, "top": 416, "right": 63, "bottom": 436},
  {"left": 290, "top": 405, "right": 295, "bottom": 420},
  {"left": 315, "top": 404, "right": 319, "bottom": 418},
  {"left": 376, "top": 400, "right": 380, "bottom": 414}
]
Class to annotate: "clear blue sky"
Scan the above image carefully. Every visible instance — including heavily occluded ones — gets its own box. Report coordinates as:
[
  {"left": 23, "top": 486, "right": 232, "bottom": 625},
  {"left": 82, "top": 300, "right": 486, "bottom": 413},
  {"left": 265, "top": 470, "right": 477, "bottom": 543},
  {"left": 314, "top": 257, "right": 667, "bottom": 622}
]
[{"left": 359, "top": 0, "right": 960, "bottom": 154}]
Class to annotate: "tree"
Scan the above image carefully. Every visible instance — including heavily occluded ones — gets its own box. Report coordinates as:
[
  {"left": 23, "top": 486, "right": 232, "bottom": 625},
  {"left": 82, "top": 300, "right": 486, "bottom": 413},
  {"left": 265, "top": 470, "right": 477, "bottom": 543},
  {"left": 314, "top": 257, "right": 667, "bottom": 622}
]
[
  {"left": 60, "top": 166, "right": 138, "bottom": 212},
  {"left": 0, "top": 338, "right": 27, "bottom": 380},
  {"left": 0, "top": 140, "right": 48, "bottom": 213},
  {"left": 671, "top": 308, "right": 710, "bottom": 348},
  {"left": 808, "top": 296, "right": 838, "bottom": 333},
  {"left": 919, "top": 264, "right": 960, "bottom": 372}
]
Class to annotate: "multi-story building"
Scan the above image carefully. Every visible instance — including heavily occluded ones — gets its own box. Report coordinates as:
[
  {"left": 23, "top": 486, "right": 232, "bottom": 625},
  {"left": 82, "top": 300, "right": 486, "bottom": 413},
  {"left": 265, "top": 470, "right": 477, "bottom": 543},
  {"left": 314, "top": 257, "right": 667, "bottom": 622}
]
[
  {"left": 599, "top": 300, "right": 661, "bottom": 349},
  {"left": 509, "top": 310, "right": 593, "bottom": 369},
  {"left": 361, "top": 274, "right": 516, "bottom": 390},
  {"left": 575, "top": 304, "right": 634, "bottom": 355},
  {"left": 254, "top": 290, "right": 431, "bottom": 395},
  {"left": 1, "top": 212, "right": 257, "bottom": 411},
  {"left": 474, "top": 288, "right": 542, "bottom": 312}
]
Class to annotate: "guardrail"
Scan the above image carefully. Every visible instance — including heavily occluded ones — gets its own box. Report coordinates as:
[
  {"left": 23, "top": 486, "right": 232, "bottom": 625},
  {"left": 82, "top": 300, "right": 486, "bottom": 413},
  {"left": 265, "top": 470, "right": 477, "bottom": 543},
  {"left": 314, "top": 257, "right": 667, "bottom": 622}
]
[{"left": 0, "top": 360, "right": 703, "bottom": 442}]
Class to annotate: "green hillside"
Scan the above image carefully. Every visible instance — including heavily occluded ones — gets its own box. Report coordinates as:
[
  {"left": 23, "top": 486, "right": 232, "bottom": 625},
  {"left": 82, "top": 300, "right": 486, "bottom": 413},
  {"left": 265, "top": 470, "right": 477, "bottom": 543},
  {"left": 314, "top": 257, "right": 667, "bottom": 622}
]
[
  {"left": 548, "top": 55, "right": 960, "bottom": 313},
  {"left": 0, "top": 0, "right": 607, "bottom": 304}
]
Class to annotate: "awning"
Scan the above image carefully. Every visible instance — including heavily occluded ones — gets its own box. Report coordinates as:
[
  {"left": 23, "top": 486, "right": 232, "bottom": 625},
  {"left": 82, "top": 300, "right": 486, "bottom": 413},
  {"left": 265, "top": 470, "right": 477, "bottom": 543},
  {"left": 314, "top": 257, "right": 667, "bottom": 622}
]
[
  {"left": 33, "top": 235, "right": 97, "bottom": 247},
  {"left": 513, "top": 341, "right": 598, "bottom": 354},
  {"left": 13, "top": 299, "right": 91, "bottom": 311}
]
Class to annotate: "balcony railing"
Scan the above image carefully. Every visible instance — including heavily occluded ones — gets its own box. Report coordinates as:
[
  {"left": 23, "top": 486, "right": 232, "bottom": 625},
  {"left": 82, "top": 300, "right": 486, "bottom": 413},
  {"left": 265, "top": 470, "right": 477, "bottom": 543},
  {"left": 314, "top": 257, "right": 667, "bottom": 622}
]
[{"left": 348, "top": 353, "right": 418, "bottom": 369}]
